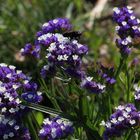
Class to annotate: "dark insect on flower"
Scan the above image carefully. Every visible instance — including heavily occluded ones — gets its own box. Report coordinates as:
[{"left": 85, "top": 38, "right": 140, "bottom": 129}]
[{"left": 63, "top": 31, "right": 82, "bottom": 40}]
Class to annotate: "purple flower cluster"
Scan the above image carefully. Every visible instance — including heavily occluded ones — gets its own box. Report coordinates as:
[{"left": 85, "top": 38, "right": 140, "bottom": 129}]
[
  {"left": 21, "top": 43, "right": 40, "bottom": 58},
  {"left": 0, "top": 115, "right": 31, "bottom": 140},
  {"left": 134, "top": 84, "right": 140, "bottom": 101},
  {"left": 0, "top": 63, "right": 42, "bottom": 139},
  {"left": 113, "top": 6, "right": 140, "bottom": 55},
  {"left": 0, "top": 63, "right": 42, "bottom": 116},
  {"left": 21, "top": 18, "right": 106, "bottom": 94},
  {"left": 81, "top": 76, "right": 105, "bottom": 94},
  {"left": 39, "top": 117, "right": 74, "bottom": 140},
  {"left": 98, "top": 65, "right": 116, "bottom": 85},
  {"left": 41, "top": 18, "right": 72, "bottom": 34},
  {"left": 101, "top": 104, "right": 140, "bottom": 140}
]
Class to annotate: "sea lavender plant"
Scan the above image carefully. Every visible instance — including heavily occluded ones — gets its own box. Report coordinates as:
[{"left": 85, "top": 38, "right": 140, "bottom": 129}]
[
  {"left": 101, "top": 104, "right": 140, "bottom": 140},
  {"left": 113, "top": 6, "right": 140, "bottom": 56},
  {"left": 0, "top": 63, "right": 42, "bottom": 117},
  {"left": 0, "top": 115, "right": 31, "bottom": 140},
  {"left": 39, "top": 117, "right": 74, "bottom": 140},
  {"left": 98, "top": 64, "right": 116, "bottom": 85},
  {"left": 21, "top": 18, "right": 106, "bottom": 94},
  {"left": 0, "top": 63, "right": 42, "bottom": 140}
]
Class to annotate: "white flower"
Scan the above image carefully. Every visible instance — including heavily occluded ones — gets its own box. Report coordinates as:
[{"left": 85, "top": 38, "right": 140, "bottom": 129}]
[
  {"left": 130, "top": 16, "right": 135, "bottom": 20},
  {"left": 63, "top": 54, "right": 68, "bottom": 61},
  {"left": 53, "top": 19, "right": 58, "bottom": 24},
  {"left": 51, "top": 128, "right": 57, "bottom": 138},
  {"left": 123, "top": 111, "right": 130, "bottom": 118},
  {"left": 113, "top": 7, "right": 120, "bottom": 14},
  {"left": 97, "top": 84, "right": 106, "bottom": 90},
  {"left": 47, "top": 43, "right": 56, "bottom": 52},
  {"left": 118, "top": 116, "right": 124, "bottom": 122},
  {"left": 0, "top": 86, "right": 6, "bottom": 93},
  {"left": 115, "top": 105, "right": 124, "bottom": 110},
  {"left": 86, "top": 77, "right": 93, "bottom": 82},
  {"left": 16, "top": 70, "right": 22, "bottom": 74},
  {"left": 72, "top": 55, "right": 78, "bottom": 60},
  {"left": 115, "top": 26, "right": 120, "bottom": 31},
  {"left": 38, "top": 33, "right": 52, "bottom": 41},
  {"left": 2, "top": 107, "right": 7, "bottom": 113},
  {"left": 59, "top": 44, "right": 65, "bottom": 50},
  {"left": 3, "top": 134, "right": 8, "bottom": 140},
  {"left": 9, "top": 65, "right": 16, "bottom": 70},
  {"left": 9, "top": 108, "right": 16, "bottom": 113},
  {"left": 134, "top": 84, "right": 140, "bottom": 92},
  {"left": 126, "top": 36, "right": 132, "bottom": 43},
  {"left": 135, "top": 94, "right": 140, "bottom": 100},
  {"left": 100, "top": 120, "right": 106, "bottom": 126},
  {"left": 132, "top": 26, "right": 138, "bottom": 30},
  {"left": 14, "top": 125, "right": 19, "bottom": 130},
  {"left": 15, "top": 98, "right": 21, "bottom": 104},
  {"left": 105, "top": 122, "right": 111, "bottom": 128},
  {"left": 137, "top": 19, "right": 140, "bottom": 24},
  {"left": 0, "top": 63, "right": 7, "bottom": 67},
  {"left": 57, "top": 55, "right": 63, "bottom": 61},
  {"left": 121, "top": 40, "right": 128, "bottom": 45},
  {"left": 40, "top": 129, "right": 45, "bottom": 134},
  {"left": 42, "top": 22, "right": 49, "bottom": 27},
  {"left": 8, "top": 120, "right": 15, "bottom": 126},
  {"left": 13, "top": 84, "right": 19, "bottom": 90},
  {"left": 45, "top": 53, "right": 51, "bottom": 59},
  {"left": 122, "top": 21, "right": 127, "bottom": 26},
  {"left": 43, "top": 118, "right": 52, "bottom": 125},
  {"left": 111, "top": 118, "right": 117, "bottom": 124},
  {"left": 128, "top": 10, "right": 133, "bottom": 14},
  {"left": 129, "top": 120, "right": 136, "bottom": 125},
  {"left": 37, "top": 91, "right": 42, "bottom": 96},
  {"left": 9, "top": 132, "right": 14, "bottom": 138},
  {"left": 125, "top": 107, "right": 131, "bottom": 112}
]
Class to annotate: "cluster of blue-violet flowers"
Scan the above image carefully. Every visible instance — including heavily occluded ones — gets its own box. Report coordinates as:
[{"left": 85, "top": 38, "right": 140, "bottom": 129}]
[
  {"left": 21, "top": 18, "right": 106, "bottom": 94},
  {"left": 98, "top": 64, "right": 116, "bottom": 85},
  {"left": 0, "top": 63, "right": 42, "bottom": 139},
  {"left": 0, "top": 115, "right": 31, "bottom": 140},
  {"left": 113, "top": 6, "right": 140, "bottom": 55},
  {"left": 39, "top": 117, "right": 74, "bottom": 140},
  {"left": 101, "top": 104, "right": 140, "bottom": 140}
]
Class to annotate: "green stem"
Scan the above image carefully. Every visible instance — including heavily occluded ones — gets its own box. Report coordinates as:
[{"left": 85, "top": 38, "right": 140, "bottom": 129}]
[
  {"left": 23, "top": 102, "right": 75, "bottom": 121},
  {"left": 27, "top": 114, "right": 39, "bottom": 140},
  {"left": 51, "top": 79, "right": 61, "bottom": 110},
  {"left": 126, "top": 68, "right": 130, "bottom": 102},
  {"left": 115, "top": 57, "right": 125, "bottom": 79}
]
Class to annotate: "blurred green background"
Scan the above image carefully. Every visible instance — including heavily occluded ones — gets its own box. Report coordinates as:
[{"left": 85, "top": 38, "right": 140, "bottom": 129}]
[{"left": 0, "top": 0, "right": 140, "bottom": 70}]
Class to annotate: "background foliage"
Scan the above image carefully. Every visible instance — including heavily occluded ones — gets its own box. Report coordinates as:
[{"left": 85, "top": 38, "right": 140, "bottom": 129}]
[{"left": 1, "top": 0, "right": 140, "bottom": 139}]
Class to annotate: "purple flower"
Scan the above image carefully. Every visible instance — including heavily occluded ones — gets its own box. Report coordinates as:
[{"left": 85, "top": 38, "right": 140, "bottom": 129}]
[
  {"left": 40, "top": 63, "right": 56, "bottom": 78},
  {"left": 21, "top": 43, "right": 41, "bottom": 58},
  {"left": 81, "top": 76, "right": 106, "bottom": 94},
  {"left": 113, "top": 6, "right": 140, "bottom": 55},
  {"left": 101, "top": 104, "right": 140, "bottom": 139},
  {"left": 0, "top": 63, "right": 42, "bottom": 116},
  {"left": 0, "top": 115, "right": 31, "bottom": 140},
  {"left": 21, "top": 18, "right": 104, "bottom": 95},
  {"left": 98, "top": 64, "right": 116, "bottom": 85},
  {"left": 39, "top": 117, "right": 74, "bottom": 140},
  {"left": 41, "top": 18, "right": 72, "bottom": 34}
]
